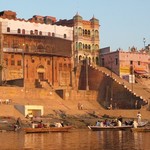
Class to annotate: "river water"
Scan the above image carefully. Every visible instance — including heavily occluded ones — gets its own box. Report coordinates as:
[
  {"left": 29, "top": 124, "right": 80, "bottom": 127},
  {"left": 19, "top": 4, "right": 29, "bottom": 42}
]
[{"left": 0, "top": 129, "right": 149, "bottom": 150}]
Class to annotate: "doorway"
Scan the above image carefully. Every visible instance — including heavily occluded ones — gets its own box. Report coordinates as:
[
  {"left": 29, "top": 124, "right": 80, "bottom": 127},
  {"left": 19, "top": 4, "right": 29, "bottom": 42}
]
[{"left": 38, "top": 72, "right": 44, "bottom": 81}]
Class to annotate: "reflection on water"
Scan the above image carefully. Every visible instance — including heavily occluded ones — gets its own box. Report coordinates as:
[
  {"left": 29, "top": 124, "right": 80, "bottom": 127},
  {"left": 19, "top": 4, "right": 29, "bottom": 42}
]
[{"left": 0, "top": 129, "right": 149, "bottom": 150}]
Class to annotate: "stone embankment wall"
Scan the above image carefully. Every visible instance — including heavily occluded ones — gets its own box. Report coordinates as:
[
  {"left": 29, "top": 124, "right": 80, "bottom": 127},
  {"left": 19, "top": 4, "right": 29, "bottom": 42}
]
[{"left": 78, "top": 65, "right": 145, "bottom": 109}]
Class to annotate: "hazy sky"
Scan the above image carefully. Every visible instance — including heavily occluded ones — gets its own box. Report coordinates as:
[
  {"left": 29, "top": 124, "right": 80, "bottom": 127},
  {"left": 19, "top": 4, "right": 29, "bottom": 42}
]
[{"left": 0, "top": 0, "right": 150, "bottom": 51}]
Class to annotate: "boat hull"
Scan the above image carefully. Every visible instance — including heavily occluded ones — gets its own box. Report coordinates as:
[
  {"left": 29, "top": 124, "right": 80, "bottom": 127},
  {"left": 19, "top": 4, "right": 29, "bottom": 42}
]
[
  {"left": 88, "top": 126, "right": 132, "bottom": 131},
  {"left": 24, "top": 126, "right": 72, "bottom": 133}
]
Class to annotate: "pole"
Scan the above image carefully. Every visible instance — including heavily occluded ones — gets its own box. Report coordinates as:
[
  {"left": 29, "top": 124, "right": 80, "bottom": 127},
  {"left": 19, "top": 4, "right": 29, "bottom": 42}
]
[
  {"left": 86, "top": 56, "right": 89, "bottom": 90},
  {"left": 22, "top": 44, "right": 25, "bottom": 88}
]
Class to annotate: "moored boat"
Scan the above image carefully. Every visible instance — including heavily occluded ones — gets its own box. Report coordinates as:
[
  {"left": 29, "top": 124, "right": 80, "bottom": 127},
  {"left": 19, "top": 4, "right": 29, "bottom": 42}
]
[
  {"left": 88, "top": 125, "right": 132, "bottom": 131},
  {"left": 137, "top": 121, "right": 148, "bottom": 127},
  {"left": 24, "top": 126, "right": 72, "bottom": 133}
]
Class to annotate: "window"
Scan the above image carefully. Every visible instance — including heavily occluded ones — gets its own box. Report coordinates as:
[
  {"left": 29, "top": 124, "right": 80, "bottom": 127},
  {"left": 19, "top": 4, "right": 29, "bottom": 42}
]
[
  {"left": 48, "top": 32, "right": 51, "bottom": 36},
  {"left": 35, "top": 30, "right": 38, "bottom": 35},
  {"left": 11, "top": 60, "right": 15, "bottom": 65},
  {"left": 52, "top": 32, "right": 55, "bottom": 37},
  {"left": 7, "top": 27, "right": 10, "bottom": 32},
  {"left": 64, "top": 34, "right": 67, "bottom": 38},
  {"left": 30, "top": 30, "right": 34, "bottom": 35},
  {"left": 17, "top": 60, "right": 21, "bottom": 66},
  {"left": 18, "top": 29, "right": 21, "bottom": 34},
  {"left": 115, "top": 58, "right": 118, "bottom": 65},
  {"left": 130, "top": 60, "right": 133, "bottom": 65},
  {"left": 22, "top": 29, "right": 25, "bottom": 34},
  {"left": 101, "top": 58, "right": 104, "bottom": 66},
  {"left": 39, "top": 31, "right": 42, "bottom": 35},
  {"left": 138, "top": 61, "right": 140, "bottom": 65},
  {"left": 31, "top": 59, "right": 35, "bottom": 63},
  {"left": 11, "top": 55, "right": 14, "bottom": 58}
]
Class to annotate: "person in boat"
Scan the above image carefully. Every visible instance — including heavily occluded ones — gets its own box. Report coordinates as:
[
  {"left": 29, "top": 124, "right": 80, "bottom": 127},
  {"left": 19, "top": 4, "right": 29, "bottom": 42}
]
[
  {"left": 118, "top": 116, "right": 123, "bottom": 123},
  {"left": 103, "top": 119, "right": 111, "bottom": 127},
  {"left": 61, "top": 121, "right": 64, "bottom": 127},
  {"left": 118, "top": 120, "right": 122, "bottom": 127},
  {"left": 14, "top": 117, "right": 21, "bottom": 131},
  {"left": 111, "top": 119, "right": 118, "bottom": 126},
  {"left": 124, "top": 119, "right": 133, "bottom": 126},
  {"left": 37, "top": 120, "right": 44, "bottom": 128},
  {"left": 55, "top": 122, "right": 62, "bottom": 127},
  {"left": 96, "top": 120, "right": 100, "bottom": 126},
  {"left": 137, "top": 111, "right": 142, "bottom": 124},
  {"left": 133, "top": 119, "right": 138, "bottom": 128}
]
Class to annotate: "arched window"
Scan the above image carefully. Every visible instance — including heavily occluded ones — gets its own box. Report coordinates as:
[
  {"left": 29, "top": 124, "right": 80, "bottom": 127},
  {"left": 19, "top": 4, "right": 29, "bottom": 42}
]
[
  {"left": 83, "top": 30, "right": 85, "bottom": 35},
  {"left": 91, "top": 30, "right": 94, "bottom": 36},
  {"left": 64, "top": 34, "right": 67, "bottom": 38},
  {"left": 52, "top": 32, "right": 55, "bottom": 37},
  {"left": 30, "top": 30, "right": 34, "bottom": 35},
  {"left": 88, "top": 45, "right": 91, "bottom": 50},
  {"left": 48, "top": 32, "right": 51, "bottom": 36},
  {"left": 88, "top": 30, "right": 90, "bottom": 36},
  {"left": 7, "top": 27, "right": 10, "bottom": 32},
  {"left": 92, "top": 57, "right": 95, "bottom": 63},
  {"left": 35, "top": 30, "right": 38, "bottom": 35},
  {"left": 85, "top": 44, "right": 87, "bottom": 49},
  {"left": 95, "top": 44, "right": 99, "bottom": 50},
  {"left": 45, "top": 45, "right": 50, "bottom": 53},
  {"left": 89, "top": 57, "right": 92, "bottom": 64},
  {"left": 30, "top": 44, "right": 36, "bottom": 52},
  {"left": 79, "top": 55, "right": 82, "bottom": 61},
  {"left": 18, "top": 29, "right": 21, "bottom": 34},
  {"left": 95, "top": 30, "right": 99, "bottom": 37},
  {"left": 96, "top": 57, "right": 99, "bottom": 65},
  {"left": 39, "top": 31, "right": 42, "bottom": 35},
  {"left": 22, "top": 29, "right": 25, "bottom": 34},
  {"left": 85, "top": 30, "right": 87, "bottom": 35},
  {"left": 79, "top": 27, "right": 82, "bottom": 36},
  {"left": 37, "top": 44, "right": 44, "bottom": 52},
  {"left": 79, "top": 42, "right": 82, "bottom": 50}
]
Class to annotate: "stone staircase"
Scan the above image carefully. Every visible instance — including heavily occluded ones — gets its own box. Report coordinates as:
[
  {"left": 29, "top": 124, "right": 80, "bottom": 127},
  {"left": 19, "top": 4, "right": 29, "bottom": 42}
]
[{"left": 90, "top": 65, "right": 150, "bottom": 103}]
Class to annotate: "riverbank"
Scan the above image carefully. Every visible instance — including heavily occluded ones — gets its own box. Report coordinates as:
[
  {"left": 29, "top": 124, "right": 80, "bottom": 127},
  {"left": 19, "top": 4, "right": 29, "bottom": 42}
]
[{"left": 0, "top": 109, "right": 150, "bottom": 131}]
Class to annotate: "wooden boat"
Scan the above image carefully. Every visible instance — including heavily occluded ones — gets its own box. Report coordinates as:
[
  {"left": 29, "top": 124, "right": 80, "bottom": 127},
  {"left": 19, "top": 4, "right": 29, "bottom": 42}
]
[
  {"left": 88, "top": 125, "right": 132, "bottom": 131},
  {"left": 131, "top": 127, "right": 150, "bottom": 132},
  {"left": 24, "top": 126, "right": 72, "bottom": 133},
  {"left": 137, "top": 121, "right": 148, "bottom": 127}
]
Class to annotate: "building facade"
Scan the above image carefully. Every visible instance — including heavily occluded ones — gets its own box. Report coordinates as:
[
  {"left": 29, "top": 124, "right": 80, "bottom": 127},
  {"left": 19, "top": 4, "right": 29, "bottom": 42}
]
[
  {"left": 54, "top": 13, "right": 100, "bottom": 66},
  {"left": 0, "top": 10, "right": 73, "bottom": 88},
  {"left": 100, "top": 49, "right": 150, "bottom": 80}
]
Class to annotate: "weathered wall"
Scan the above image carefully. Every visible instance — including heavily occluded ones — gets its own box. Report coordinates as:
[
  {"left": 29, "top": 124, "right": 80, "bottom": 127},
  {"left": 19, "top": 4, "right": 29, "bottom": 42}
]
[{"left": 78, "top": 65, "right": 143, "bottom": 109}]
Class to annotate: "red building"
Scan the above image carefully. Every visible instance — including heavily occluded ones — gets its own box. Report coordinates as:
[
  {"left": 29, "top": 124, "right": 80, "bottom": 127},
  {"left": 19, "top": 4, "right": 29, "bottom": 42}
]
[{"left": 0, "top": 10, "right": 73, "bottom": 89}]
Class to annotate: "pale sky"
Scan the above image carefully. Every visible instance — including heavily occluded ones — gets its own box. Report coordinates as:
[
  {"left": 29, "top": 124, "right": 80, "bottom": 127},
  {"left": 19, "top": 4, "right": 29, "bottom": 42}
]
[{"left": 0, "top": 0, "right": 150, "bottom": 51}]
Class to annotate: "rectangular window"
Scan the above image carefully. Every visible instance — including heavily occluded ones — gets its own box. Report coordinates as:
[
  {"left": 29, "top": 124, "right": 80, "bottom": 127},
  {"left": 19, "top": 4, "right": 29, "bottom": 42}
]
[
  {"left": 11, "top": 55, "right": 14, "bottom": 58},
  {"left": 7, "top": 27, "right": 10, "bottom": 32},
  {"left": 5, "top": 59, "right": 8, "bottom": 65},
  {"left": 17, "top": 60, "right": 21, "bottom": 66},
  {"left": 11, "top": 60, "right": 15, "bottom": 65},
  {"left": 101, "top": 58, "right": 104, "bottom": 66},
  {"left": 138, "top": 61, "right": 140, "bottom": 65},
  {"left": 130, "top": 60, "right": 133, "bottom": 65},
  {"left": 115, "top": 58, "right": 118, "bottom": 65}
]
